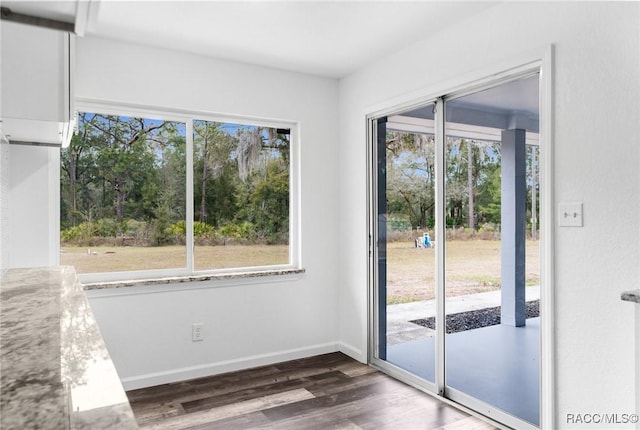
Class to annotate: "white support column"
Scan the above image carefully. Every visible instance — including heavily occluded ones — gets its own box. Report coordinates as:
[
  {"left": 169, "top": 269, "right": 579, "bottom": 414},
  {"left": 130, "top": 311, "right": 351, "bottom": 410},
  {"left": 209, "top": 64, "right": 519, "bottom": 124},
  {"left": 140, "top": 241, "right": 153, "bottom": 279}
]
[{"left": 501, "top": 129, "right": 527, "bottom": 327}]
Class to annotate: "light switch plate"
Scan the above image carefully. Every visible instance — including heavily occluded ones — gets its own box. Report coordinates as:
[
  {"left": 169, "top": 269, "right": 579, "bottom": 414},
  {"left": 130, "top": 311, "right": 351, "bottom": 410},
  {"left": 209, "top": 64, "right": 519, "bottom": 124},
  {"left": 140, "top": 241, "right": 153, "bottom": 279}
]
[{"left": 558, "top": 202, "right": 583, "bottom": 227}]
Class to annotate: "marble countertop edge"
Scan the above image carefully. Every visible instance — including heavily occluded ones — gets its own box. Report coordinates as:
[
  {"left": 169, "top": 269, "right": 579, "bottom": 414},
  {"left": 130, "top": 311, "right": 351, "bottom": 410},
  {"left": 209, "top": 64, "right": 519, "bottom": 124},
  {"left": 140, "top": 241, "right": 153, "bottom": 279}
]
[
  {"left": 0, "top": 266, "right": 139, "bottom": 430},
  {"left": 83, "top": 268, "right": 306, "bottom": 290},
  {"left": 621, "top": 289, "right": 640, "bottom": 304}
]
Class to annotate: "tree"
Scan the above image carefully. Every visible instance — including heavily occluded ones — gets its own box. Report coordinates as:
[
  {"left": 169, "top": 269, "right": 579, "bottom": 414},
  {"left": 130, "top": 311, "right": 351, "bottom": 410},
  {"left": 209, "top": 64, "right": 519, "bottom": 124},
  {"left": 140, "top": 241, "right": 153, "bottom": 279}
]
[
  {"left": 383, "top": 132, "right": 502, "bottom": 231},
  {"left": 151, "top": 134, "right": 187, "bottom": 244},
  {"left": 156, "top": 134, "right": 186, "bottom": 221},
  {"left": 61, "top": 113, "right": 184, "bottom": 244},
  {"left": 445, "top": 138, "right": 467, "bottom": 227},
  {"left": 86, "top": 114, "right": 173, "bottom": 222},
  {"left": 467, "top": 139, "right": 475, "bottom": 229},
  {"left": 234, "top": 127, "right": 290, "bottom": 240},
  {"left": 249, "top": 160, "right": 289, "bottom": 242},
  {"left": 445, "top": 137, "right": 500, "bottom": 228},
  {"left": 193, "top": 121, "right": 236, "bottom": 223},
  {"left": 476, "top": 163, "right": 501, "bottom": 224},
  {"left": 61, "top": 113, "right": 292, "bottom": 247},
  {"left": 60, "top": 114, "right": 98, "bottom": 228},
  {"left": 385, "top": 132, "right": 436, "bottom": 229}
]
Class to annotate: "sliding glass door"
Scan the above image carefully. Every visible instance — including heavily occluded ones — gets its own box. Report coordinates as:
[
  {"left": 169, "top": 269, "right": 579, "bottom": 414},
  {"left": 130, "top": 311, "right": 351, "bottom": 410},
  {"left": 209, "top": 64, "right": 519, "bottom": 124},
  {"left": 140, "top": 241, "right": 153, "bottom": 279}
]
[
  {"left": 374, "top": 104, "right": 437, "bottom": 386},
  {"left": 370, "top": 72, "right": 541, "bottom": 429}
]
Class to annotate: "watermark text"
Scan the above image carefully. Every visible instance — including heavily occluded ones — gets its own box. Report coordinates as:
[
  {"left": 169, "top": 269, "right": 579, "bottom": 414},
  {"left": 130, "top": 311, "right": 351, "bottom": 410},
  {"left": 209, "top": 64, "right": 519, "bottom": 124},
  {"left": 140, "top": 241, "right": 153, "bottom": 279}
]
[{"left": 566, "top": 413, "right": 639, "bottom": 425}]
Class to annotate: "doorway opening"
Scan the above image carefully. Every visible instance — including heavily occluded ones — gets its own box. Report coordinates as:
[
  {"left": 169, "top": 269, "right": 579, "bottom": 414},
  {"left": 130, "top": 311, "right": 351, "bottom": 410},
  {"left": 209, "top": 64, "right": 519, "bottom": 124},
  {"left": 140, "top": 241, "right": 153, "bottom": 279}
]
[{"left": 369, "top": 71, "right": 542, "bottom": 429}]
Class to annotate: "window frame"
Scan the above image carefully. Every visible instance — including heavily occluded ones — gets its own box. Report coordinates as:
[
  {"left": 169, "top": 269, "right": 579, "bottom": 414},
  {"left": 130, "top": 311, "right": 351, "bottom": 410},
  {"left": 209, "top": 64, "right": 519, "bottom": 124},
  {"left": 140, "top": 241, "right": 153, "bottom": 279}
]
[{"left": 69, "top": 100, "right": 301, "bottom": 284}]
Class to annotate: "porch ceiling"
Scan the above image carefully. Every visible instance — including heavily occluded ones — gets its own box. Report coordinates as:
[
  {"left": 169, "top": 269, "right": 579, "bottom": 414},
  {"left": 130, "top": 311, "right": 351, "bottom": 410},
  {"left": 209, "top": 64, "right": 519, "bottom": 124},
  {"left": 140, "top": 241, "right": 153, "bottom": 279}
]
[{"left": 400, "top": 74, "right": 540, "bottom": 135}]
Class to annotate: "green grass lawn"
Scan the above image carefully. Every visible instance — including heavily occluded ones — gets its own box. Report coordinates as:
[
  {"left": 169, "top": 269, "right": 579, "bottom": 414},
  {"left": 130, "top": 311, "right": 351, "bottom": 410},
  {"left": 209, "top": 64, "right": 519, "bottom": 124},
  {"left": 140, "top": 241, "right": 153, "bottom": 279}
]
[
  {"left": 62, "top": 239, "right": 539, "bottom": 303},
  {"left": 61, "top": 244, "right": 288, "bottom": 274},
  {"left": 385, "top": 239, "right": 539, "bottom": 303}
]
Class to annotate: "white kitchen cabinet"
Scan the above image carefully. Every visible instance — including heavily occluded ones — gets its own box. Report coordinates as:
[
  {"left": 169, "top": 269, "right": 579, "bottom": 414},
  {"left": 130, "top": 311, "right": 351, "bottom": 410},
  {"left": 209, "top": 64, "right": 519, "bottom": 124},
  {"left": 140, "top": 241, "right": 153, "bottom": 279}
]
[{"left": 1, "top": 21, "right": 73, "bottom": 146}]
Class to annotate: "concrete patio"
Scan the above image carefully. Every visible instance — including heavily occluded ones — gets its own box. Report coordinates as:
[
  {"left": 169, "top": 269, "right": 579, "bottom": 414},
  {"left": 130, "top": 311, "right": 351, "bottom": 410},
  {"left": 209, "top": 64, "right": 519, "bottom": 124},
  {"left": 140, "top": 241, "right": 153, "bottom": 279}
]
[
  {"left": 386, "top": 285, "right": 540, "bottom": 345},
  {"left": 384, "top": 286, "right": 541, "bottom": 426}
]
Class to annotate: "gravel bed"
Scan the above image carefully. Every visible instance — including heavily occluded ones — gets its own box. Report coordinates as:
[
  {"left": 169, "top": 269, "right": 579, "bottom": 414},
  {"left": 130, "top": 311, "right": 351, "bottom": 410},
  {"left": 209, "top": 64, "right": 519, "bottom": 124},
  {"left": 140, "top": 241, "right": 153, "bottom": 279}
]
[{"left": 410, "top": 299, "right": 539, "bottom": 334}]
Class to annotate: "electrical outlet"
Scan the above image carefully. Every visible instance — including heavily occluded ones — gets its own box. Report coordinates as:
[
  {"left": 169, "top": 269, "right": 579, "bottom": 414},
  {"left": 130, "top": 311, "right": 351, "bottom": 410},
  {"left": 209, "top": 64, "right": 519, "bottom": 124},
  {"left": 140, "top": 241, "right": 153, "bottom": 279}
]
[{"left": 192, "top": 323, "right": 204, "bottom": 342}]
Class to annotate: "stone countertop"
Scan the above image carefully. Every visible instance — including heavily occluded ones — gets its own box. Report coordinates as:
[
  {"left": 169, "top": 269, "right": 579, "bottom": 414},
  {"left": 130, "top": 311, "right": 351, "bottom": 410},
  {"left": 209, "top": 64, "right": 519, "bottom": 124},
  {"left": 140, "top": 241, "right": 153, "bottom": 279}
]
[
  {"left": 83, "top": 267, "right": 305, "bottom": 290},
  {"left": 0, "top": 267, "right": 138, "bottom": 430},
  {"left": 621, "top": 289, "right": 640, "bottom": 304}
]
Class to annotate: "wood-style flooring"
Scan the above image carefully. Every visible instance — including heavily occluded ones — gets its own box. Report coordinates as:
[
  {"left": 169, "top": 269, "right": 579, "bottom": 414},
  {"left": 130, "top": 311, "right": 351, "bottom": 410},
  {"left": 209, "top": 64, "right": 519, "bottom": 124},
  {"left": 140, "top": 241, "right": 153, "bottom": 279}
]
[{"left": 126, "top": 352, "right": 497, "bottom": 430}]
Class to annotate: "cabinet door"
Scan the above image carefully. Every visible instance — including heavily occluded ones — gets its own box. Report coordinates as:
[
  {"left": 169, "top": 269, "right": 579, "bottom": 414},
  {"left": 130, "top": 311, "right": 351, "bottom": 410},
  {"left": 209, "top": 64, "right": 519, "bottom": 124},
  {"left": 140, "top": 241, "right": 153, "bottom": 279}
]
[{"left": 1, "top": 21, "right": 70, "bottom": 123}]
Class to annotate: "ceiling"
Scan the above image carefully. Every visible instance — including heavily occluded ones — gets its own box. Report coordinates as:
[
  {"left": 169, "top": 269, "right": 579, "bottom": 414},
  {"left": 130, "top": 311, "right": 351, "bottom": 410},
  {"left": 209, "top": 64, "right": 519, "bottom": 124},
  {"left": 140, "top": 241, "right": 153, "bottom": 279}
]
[{"left": 1, "top": 1, "right": 499, "bottom": 78}]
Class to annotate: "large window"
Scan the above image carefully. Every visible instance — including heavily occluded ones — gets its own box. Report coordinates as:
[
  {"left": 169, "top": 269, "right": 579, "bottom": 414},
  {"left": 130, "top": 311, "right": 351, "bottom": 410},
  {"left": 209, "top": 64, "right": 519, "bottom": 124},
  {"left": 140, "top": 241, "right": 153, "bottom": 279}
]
[{"left": 60, "top": 108, "right": 296, "bottom": 280}]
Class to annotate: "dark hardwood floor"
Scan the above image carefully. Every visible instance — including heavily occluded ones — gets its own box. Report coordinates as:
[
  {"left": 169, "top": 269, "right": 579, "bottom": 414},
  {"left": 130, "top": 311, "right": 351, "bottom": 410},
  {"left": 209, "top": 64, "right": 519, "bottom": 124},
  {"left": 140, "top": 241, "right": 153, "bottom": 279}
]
[{"left": 126, "top": 352, "right": 497, "bottom": 430}]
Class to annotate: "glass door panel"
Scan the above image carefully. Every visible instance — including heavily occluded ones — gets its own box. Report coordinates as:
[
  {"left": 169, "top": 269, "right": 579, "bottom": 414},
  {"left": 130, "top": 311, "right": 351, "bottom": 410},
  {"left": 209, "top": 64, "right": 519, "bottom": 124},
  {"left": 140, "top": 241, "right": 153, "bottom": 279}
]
[
  {"left": 375, "top": 104, "right": 438, "bottom": 384},
  {"left": 444, "top": 75, "right": 540, "bottom": 426}
]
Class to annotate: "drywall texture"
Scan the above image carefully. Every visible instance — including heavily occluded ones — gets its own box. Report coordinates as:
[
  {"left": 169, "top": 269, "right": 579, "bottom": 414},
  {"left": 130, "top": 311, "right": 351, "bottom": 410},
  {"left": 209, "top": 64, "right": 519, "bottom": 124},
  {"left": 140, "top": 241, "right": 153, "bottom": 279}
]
[
  {"left": 76, "top": 37, "right": 340, "bottom": 389},
  {"left": 338, "top": 2, "right": 639, "bottom": 428}
]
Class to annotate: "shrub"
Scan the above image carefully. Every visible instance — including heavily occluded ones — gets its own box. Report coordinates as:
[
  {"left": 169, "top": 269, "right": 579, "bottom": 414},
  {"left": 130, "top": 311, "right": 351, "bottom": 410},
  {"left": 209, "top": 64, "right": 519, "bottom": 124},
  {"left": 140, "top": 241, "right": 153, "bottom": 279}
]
[
  {"left": 194, "top": 221, "right": 215, "bottom": 237},
  {"left": 168, "top": 220, "right": 216, "bottom": 245},
  {"left": 61, "top": 222, "right": 95, "bottom": 244},
  {"left": 168, "top": 220, "right": 186, "bottom": 236},
  {"left": 446, "top": 227, "right": 477, "bottom": 240},
  {"left": 219, "top": 221, "right": 255, "bottom": 241},
  {"left": 388, "top": 229, "right": 418, "bottom": 243},
  {"left": 478, "top": 223, "right": 500, "bottom": 240},
  {"left": 149, "top": 220, "right": 172, "bottom": 246},
  {"left": 122, "top": 219, "right": 148, "bottom": 246},
  {"left": 95, "top": 218, "right": 118, "bottom": 237}
]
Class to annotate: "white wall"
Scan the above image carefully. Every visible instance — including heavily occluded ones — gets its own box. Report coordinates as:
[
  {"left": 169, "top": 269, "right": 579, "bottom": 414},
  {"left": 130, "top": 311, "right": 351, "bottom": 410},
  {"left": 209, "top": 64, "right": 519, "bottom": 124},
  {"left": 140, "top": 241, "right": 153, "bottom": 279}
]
[
  {"left": 87, "top": 276, "right": 337, "bottom": 389},
  {"left": 76, "top": 37, "right": 340, "bottom": 389},
  {"left": 7, "top": 145, "right": 59, "bottom": 269},
  {"left": 0, "top": 140, "right": 8, "bottom": 274},
  {"left": 338, "top": 2, "right": 639, "bottom": 428}
]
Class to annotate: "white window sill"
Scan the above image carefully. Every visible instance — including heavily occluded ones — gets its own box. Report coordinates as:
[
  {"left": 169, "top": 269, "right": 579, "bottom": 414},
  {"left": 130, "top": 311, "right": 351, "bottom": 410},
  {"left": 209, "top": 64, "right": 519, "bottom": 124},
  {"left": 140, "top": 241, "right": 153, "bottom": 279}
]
[{"left": 83, "top": 268, "right": 306, "bottom": 292}]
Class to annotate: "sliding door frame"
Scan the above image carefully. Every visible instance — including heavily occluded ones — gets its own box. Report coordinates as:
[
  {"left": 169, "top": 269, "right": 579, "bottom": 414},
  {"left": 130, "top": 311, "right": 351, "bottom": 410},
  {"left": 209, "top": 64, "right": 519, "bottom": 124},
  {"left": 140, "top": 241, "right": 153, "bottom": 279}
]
[{"left": 367, "top": 47, "right": 555, "bottom": 430}]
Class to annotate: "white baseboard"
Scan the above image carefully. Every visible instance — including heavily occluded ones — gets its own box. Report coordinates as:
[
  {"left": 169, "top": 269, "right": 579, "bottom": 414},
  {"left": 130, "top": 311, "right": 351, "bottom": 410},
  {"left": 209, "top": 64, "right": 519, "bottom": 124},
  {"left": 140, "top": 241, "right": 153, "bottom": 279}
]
[
  {"left": 120, "top": 342, "right": 339, "bottom": 391},
  {"left": 337, "top": 341, "right": 365, "bottom": 363}
]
